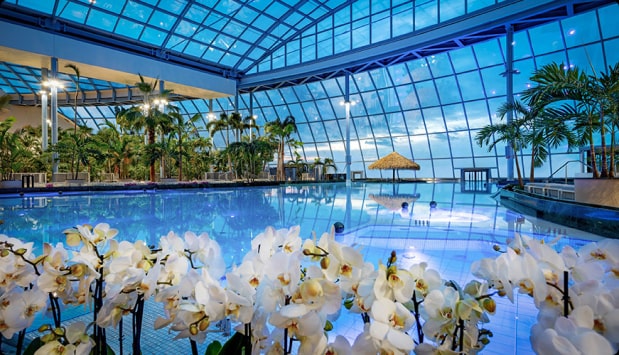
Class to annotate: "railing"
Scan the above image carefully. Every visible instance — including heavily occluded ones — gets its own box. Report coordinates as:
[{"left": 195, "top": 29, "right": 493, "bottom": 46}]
[{"left": 547, "top": 160, "right": 592, "bottom": 184}]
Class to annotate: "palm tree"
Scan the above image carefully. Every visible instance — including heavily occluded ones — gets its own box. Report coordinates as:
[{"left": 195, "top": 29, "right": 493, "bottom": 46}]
[
  {"left": 207, "top": 112, "right": 233, "bottom": 172},
  {"left": 596, "top": 62, "right": 619, "bottom": 177},
  {"left": 98, "top": 120, "right": 140, "bottom": 180},
  {"left": 495, "top": 100, "right": 576, "bottom": 182},
  {"left": 168, "top": 111, "right": 201, "bottom": 181},
  {"left": 475, "top": 117, "right": 526, "bottom": 188},
  {"left": 523, "top": 62, "right": 618, "bottom": 178},
  {"left": 322, "top": 157, "right": 337, "bottom": 178},
  {"left": 264, "top": 115, "right": 298, "bottom": 181},
  {"left": 0, "top": 117, "right": 23, "bottom": 181},
  {"left": 64, "top": 64, "right": 81, "bottom": 134},
  {"left": 287, "top": 152, "right": 308, "bottom": 180},
  {"left": 116, "top": 75, "right": 173, "bottom": 181},
  {"left": 54, "top": 126, "right": 104, "bottom": 180}
]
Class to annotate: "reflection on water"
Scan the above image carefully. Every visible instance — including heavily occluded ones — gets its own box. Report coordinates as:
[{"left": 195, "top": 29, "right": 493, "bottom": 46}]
[
  {"left": 0, "top": 182, "right": 602, "bottom": 253},
  {"left": 0, "top": 182, "right": 605, "bottom": 354}
]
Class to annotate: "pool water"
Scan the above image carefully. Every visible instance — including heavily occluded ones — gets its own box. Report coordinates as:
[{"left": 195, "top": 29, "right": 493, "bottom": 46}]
[{"left": 0, "top": 182, "right": 604, "bottom": 354}]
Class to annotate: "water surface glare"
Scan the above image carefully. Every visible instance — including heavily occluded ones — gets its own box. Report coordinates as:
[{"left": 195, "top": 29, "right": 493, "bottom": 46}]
[{"left": 0, "top": 182, "right": 604, "bottom": 354}]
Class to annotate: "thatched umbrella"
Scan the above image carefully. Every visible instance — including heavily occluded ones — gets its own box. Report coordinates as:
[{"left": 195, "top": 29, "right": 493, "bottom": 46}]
[
  {"left": 368, "top": 152, "right": 420, "bottom": 181},
  {"left": 369, "top": 193, "right": 420, "bottom": 211}
]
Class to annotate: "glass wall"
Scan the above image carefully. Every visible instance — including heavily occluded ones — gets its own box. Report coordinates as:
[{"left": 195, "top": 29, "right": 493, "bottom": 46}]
[{"left": 227, "top": 3, "right": 618, "bottom": 180}]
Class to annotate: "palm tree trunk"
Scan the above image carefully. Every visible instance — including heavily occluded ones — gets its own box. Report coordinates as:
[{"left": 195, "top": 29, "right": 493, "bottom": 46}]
[
  {"left": 529, "top": 148, "right": 536, "bottom": 183},
  {"left": 148, "top": 128, "right": 156, "bottom": 182},
  {"left": 610, "top": 125, "right": 616, "bottom": 178},
  {"left": 599, "top": 110, "right": 608, "bottom": 178},
  {"left": 178, "top": 135, "right": 183, "bottom": 181},
  {"left": 278, "top": 140, "right": 285, "bottom": 181},
  {"left": 589, "top": 130, "right": 600, "bottom": 178},
  {"left": 512, "top": 143, "right": 524, "bottom": 188}
]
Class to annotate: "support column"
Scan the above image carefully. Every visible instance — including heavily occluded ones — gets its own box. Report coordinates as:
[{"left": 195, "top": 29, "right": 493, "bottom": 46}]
[
  {"left": 41, "top": 68, "right": 48, "bottom": 152},
  {"left": 344, "top": 73, "right": 351, "bottom": 186},
  {"left": 50, "top": 58, "right": 59, "bottom": 175},
  {"left": 159, "top": 80, "right": 165, "bottom": 180},
  {"left": 505, "top": 25, "right": 515, "bottom": 180}
]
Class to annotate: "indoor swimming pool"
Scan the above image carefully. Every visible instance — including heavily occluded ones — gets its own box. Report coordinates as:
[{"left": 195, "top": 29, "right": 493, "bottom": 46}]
[{"left": 0, "top": 182, "right": 605, "bottom": 354}]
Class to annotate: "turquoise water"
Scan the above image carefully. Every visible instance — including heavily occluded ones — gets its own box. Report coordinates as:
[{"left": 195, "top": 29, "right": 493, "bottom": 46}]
[{"left": 0, "top": 182, "right": 604, "bottom": 354}]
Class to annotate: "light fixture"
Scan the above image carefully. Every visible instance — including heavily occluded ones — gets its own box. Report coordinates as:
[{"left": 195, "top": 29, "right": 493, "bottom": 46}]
[{"left": 42, "top": 79, "right": 64, "bottom": 89}]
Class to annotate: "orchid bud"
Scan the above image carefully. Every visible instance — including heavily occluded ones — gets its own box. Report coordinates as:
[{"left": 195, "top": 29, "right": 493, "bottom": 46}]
[
  {"left": 302, "top": 248, "right": 312, "bottom": 256},
  {"left": 389, "top": 250, "right": 397, "bottom": 264},
  {"left": 41, "top": 332, "right": 56, "bottom": 342},
  {"left": 189, "top": 323, "right": 199, "bottom": 336},
  {"left": 0, "top": 249, "right": 9, "bottom": 257},
  {"left": 320, "top": 256, "right": 330, "bottom": 269},
  {"left": 66, "top": 233, "right": 81, "bottom": 247},
  {"left": 70, "top": 264, "right": 86, "bottom": 277},
  {"left": 53, "top": 327, "right": 65, "bottom": 336},
  {"left": 14, "top": 248, "right": 27, "bottom": 256},
  {"left": 198, "top": 318, "right": 210, "bottom": 332},
  {"left": 482, "top": 298, "right": 496, "bottom": 313},
  {"left": 493, "top": 245, "right": 501, "bottom": 252},
  {"left": 38, "top": 324, "right": 51, "bottom": 332}
]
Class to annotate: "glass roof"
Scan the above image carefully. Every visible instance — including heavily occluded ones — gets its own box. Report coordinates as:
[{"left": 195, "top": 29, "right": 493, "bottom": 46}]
[{"left": 2, "top": 0, "right": 508, "bottom": 76}]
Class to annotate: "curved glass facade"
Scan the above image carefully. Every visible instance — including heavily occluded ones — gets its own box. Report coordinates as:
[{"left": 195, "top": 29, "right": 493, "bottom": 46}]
[{"left": 193, "top": 3, "right": 619, "bottom": 180}]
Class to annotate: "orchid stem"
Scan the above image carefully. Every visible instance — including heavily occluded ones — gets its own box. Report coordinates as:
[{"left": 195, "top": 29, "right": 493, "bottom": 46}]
[
  {"left": 563, "top": 270, "right": 569, "bottom": 317},
  {"left": 412, "top": 291, "right": 424, "bottom": 344}
]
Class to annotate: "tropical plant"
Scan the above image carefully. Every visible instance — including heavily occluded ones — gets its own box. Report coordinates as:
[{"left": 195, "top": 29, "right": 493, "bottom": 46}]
[
  {"left": 494, "top": 100, "right": 577, "bottom": 182},
  {"left": 0, "top": 117, "right": 26, "bottom": 181},
  {"left": 286, "top": 152, "right": 309, "bottom": 180},
  {"left": 184, "top": 135, "right": 213, "bottom": 180},
  {"left": 312, "top": 157, "right": 337, "bottom": 180},
  {"left": 226, "top": 138, "right": 276, "bottom": 182},
  {"left": 264, "top": 115, "right": 298, "bottom": 181},
  {"left": 53, "top": 126, "right": 105, "bottom": 180},
  {"left": 522, "top": 61, "right": 619, "bottom": 178},
  {"left": 168, "top": 111, "right": 202, "bottom": 181},
  {"left": 14, "top": 125, "right": 47, "bottom": 174},
  {"left": 475, "top": 115, "right": 527, "bottom": 188},
  {"left": 116, "top": 74, "right": 173, "bottom": 182},
  {"left": 64, "top": 63, "right": 81, "bottom": 134},
  {"left": 97, "top": 120, "right": 140, "bottom": 180}
]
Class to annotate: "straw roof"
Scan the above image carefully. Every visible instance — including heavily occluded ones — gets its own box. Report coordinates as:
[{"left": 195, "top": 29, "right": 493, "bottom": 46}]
[
  {"left": 368, "top": 152, "right": 420, "bottom": 170},
  {"left": 369, "top": 193, "right": 420, "bottom": 211}
]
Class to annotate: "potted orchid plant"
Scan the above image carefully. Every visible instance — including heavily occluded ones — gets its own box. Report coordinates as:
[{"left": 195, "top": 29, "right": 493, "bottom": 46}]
[{"left": 2, "top": 223, "right": 618, "bottom": 354}]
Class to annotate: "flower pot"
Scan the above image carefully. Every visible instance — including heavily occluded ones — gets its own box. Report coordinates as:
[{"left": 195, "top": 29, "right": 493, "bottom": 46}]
[
  {"left": 574, "top": 178, "right": 619, "bottom": 208},
  {"left": 0, "top": 180, "right": 22, "bottom": 189}
]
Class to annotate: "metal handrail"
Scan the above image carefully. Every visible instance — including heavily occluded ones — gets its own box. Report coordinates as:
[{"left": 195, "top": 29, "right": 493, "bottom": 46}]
[{"left": 546, "top": 160, "right": 592, "bottom": 184}]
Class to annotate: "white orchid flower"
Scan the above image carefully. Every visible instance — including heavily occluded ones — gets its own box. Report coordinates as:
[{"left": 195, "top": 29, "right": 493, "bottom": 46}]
[
  {"left": 183, "top": 231, "right": 226, "bottom": 280},
  {"left": 374, "top": 263, "right": 414, "bottom": 303},
  {"left": 369, "top": 298, "right": 416, "bottom": 354},
  {"left": 281, "top": 275, "right": 341, "bottom": 318},
  {"left": 269, "top": 308, "right": 325, "bottom": 340},
  {"left": 531, "top": 315, "right": 613, "bottom": 355},
  {"left": 0, "top": 287, "right": 47, "bottom": 338},
  {"left": 408, "top": 262, "right": 442, "bottom": 300},
  {"left": 324, "top": 335, "right": 354, "bottom": 355}
]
